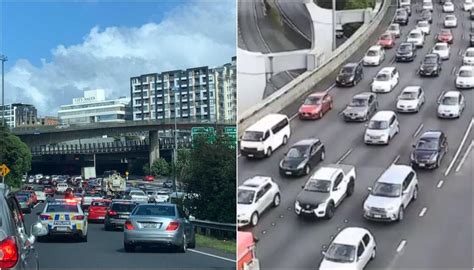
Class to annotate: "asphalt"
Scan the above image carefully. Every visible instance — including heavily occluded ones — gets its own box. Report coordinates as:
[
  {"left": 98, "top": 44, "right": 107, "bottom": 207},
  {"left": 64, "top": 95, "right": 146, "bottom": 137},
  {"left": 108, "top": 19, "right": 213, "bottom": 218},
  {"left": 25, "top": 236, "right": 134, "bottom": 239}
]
[
  {"left": 24, "top": 199, "right": 235, "bottom": 269},
  {"left": 238, "top": 1, "right": 473, "bottom": 269}
]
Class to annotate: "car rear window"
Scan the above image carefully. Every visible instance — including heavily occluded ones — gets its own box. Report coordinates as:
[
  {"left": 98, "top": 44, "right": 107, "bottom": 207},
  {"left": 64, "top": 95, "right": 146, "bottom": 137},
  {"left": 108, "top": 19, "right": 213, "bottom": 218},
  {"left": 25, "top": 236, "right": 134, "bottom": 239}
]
[
  {"left": 132, "top": 205, "right": 176, "bottom": 217},
  {"left": 16, "top": 196, "right": 28, "bottom": 202},
  {"left": 46, "top": 204, "right": 79, "bottom": 213},
  {"left": 91, "top": 201, "right": 110, "bottom": 207},
  {"left": 111, "top": 203, "right": 136, "bottom": 212}
]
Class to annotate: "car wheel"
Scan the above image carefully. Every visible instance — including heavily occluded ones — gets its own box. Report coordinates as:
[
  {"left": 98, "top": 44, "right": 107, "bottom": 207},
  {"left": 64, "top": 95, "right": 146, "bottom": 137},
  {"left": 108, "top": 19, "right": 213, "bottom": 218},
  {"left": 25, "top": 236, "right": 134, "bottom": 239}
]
[
  {"left": 320, "top": 150, "right": 325, "bottom": 161},
  {"left": 251, "top": 212, "right": 259, "bottom": 226},
  {"left": 324, "top": 202, "right": 335, "bottom": 220},
  {"left": 412, "top": 186, "right": 418, "bottom": 201},
  {"left": 266, "top": 147, "right": 272, "bottom": 158},
  {"left": 177, "top": 235, "right": 187, "bottom": 253},
  {"left": 282, "top": 135, "right": 288, "bottom": 145},
  {"left": 398, "top": 207, "right": 404, "bottom": 221},
  {"left": 346, "top": 180, "right": 355, "bottom": 197},
  {"left": 435, "top": 157, "right": 441, "bottom": 168},
  {"left": 124, "top": 242, "right": 135, "bottom": 252},
  {"left": 318, "top": 111, "right": 323, "bottom": 118},
  {"left": 272, "top": 193, "right": 281, "bottom": 207},
  {"left": 104, "top": 223, "right": 111, "bottom": 231},
  {"left": 371, "top": 246, "right": 376, "bottom": 260},
  {"left": 188, "top": 233, "right": 196, "bottom": 249},
  {"left": 304, "top": 165, "right": 311, "bottom": 175},
  {"left": 81, "top": 232, "right": 88, "bottom": 242}
]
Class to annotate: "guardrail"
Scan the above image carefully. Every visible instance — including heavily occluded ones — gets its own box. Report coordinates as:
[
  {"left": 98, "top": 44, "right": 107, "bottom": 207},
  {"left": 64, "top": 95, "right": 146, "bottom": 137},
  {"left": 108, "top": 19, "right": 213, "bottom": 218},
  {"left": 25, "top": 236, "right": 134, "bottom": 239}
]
[
  {"left": 192, "top": 219, "right": 236, "bottom": 239},
  {"left": 238, "top": 0, "right": 393, "bottom": 136}
]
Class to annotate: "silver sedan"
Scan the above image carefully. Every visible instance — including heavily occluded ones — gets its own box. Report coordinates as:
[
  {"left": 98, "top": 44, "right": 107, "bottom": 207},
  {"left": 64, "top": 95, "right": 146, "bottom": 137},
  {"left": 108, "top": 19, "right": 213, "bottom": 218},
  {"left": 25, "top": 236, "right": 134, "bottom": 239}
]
[{"left": 123, "top": 203, "right": 196, "bottom": 252}]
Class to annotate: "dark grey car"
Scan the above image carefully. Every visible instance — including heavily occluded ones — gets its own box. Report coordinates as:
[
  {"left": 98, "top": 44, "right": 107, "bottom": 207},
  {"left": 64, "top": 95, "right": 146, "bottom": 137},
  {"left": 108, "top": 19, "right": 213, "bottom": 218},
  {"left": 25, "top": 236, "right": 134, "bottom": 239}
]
[
  {"left": 394, "top": 9, "right": 408, "bottom": 25},
  {"left": 279, "top": 139, "right": 325, "bottom": 176},
  {"left": 104, "top": 200, "right": 137, "bottom": 230},
  {"left": 0, "top": 184, "right": 47, "bottom": 270},
  {"left": 343, "top": 92, "right": 378, "bottom": 122},
  {"left": 123, "top": 203, "right": 196, "bottom": 252}
]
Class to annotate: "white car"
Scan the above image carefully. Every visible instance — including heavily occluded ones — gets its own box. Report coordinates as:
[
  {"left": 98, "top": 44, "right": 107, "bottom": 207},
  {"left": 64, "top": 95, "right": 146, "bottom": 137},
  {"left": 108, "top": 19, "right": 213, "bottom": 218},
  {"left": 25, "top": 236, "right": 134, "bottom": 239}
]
[
  {"left": 437, "top": 90, "right": 465, "bottom": 118},
  {"left": 422, "top": 1, "right": 433, "bottom": 11},
  {"left": 319, "top": 227, "right": 376, "bottom": 270},
  {"left": 34, "top": 188, "right": 47, "bottom": 202},
  {"left": 129, "top": 190, "right": 148, "bottom": 203},
  {"left": 387, "top": 23, "right": 401, "bottom": 38},
  {"left": 431, "top": 42, "right": 450, "bottom": 60},
  {"left": 396, "top": 86, "right": 425, "bottom": 113},
  {"left": 462, "top": 48, "right": 474, "bottom": 65},
  {"left": 416, "top": 20, "right": 430, "bottom": 35},
  {"left": 237, "top": 176, "right": 280, "bottom": 227},
  {"left": 443, "top": 1, "right": 455, "bottom": 12},
  {"left": 56, "top": 183, "right": 69, "bottom": 194},
  {"left": 444, "top": 15, "right": 457, "bottom": 28},
  {"left": 464, "top": 0, "right": 473, "bottom": 11},
  {"left": 456, "top": 66, "right": 474, "bottom": 89},
  {"left": 364, "top": 111, "right": 400, "bottom": 145},
  {"left": 371, "top": 67, "right": 399, "bottom": 93},
  {"left": 406, "top": 29, "right": 425, "bottom": 47},
  {"left": 146, "top": 190, "right": 170, "bottom": 203},
  {"left": 363, "top": 164, "right": 418, "bottom": 222},
  {"left": 363, "top": 45, "right": 385, "bottom": 66}
]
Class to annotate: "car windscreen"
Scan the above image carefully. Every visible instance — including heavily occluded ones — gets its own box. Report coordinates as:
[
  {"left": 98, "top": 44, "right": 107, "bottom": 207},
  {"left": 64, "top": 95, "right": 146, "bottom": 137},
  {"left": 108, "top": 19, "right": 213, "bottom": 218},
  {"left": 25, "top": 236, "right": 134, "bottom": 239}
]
[
  {"left": 368, "top": 120, "right": 389, "bottom": 130},
  {"left": 380, "top": 34, "right": 391, "bottom": 40},
  {"left": 440, "top": 30, "right": 450, "bottom": 35},
  {"left": 132, "top": 205, "right": 176, "bottom": 217},
  {"left": 324, "top": 243, "right": 356, "bottom": 263},
  {"left": 340, "top": 66, "right": 355, "bottom": 74},
  {"left": 398, "top": 44, "right": 411, "bottom": 51},
  {"left": 45, "top": 204, "right": 79, "bottom": 213},
  {"left": 399, "top": 91, "right": 418, "bottom": 100},
  {"left": 375, "top": 73, "right": 390, "bottom": 81},
  {"left": 238, "top": 189, "right": 255, "bottom": 204},
  {"left": 366, "top": 50, "right": 378, "bottom": 56},
  {"left": 85, "top": 193, "right": 102, "bottom": 197},
  {"left": 466, "top": 50, "right": 474, "bottom": 57},
  {"left": 418, "top": 22, "right": 428, "bottom": 27},
  {"left": 286, "top": 145, "right": 308, "bottom": 158},
  {"left": 304, "top": 96, "right": 321, "bottom": 105},
  {"left": 416, "top": 138, "right": 439, "bottom": 150},
  {"left": 408, "top": 32, "right": 421, "bottom": 38},
  {"left": 441, "top": 96, "right": 458, "bottom": 105},
  {"left": 242, "top": 131, "right": 263, "bottom": 142},
  {"left": 434, "top": 44, "right": 447, "bottom": 51},
  {"left": 16, "top": 193, "right": 30, "bottom": 198},
  {"left": 33, "top": 186, "right": 43, "bottom": 191},
  {"left": 445, "top": 16, "right": 455, "bottom": 21},
  {"left": 16, "top": 196, "right": 28, "bottom": 202},
  {"left": 91, "top": 201, "right": 110, "bottom": 207},
  {"left": 130, "top": 191, "right": 145, "bottom": 196},
  {"left": 372, "top": 182, "right": 401, "bottom": 197},
  {"left": 349, "top": 98, "right": 368, "bottom": 107},
  {"left": 424, "top": 56, "right": 437, "bottom": 64},
  {"left": 388, "top": 25, "right": 398, "bottom": 31},
  {"left": 459, "top": 69, "right": 473, "bottom": 77},
  {"left": 111, "top": 203, "right": 136, "bottom": 212},
  {"left": 304, "top": 180, "right": 331, "bottom": 193},
  {"left": 396, "top": 10, "right": 406, "bottom": 16}
]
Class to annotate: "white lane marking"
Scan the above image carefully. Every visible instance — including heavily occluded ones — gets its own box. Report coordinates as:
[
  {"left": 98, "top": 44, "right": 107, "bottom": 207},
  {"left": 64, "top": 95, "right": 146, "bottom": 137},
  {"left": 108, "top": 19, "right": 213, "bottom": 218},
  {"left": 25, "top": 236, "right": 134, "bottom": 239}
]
[
  {"left": 413, "top": 123, "right": 423, "bottom": 138},
  {"left": 462, "top": 33, "right": 465, "bottom": 40},
  {"left": 455, "top": 140, "right": 474, "bottom": 172},
  {"left": 452, "top": 67, "right": 457, "bottom": 75},
  {"left": 418, "top": 207, "right": 428, "bottom": 217},
  {"left": 445, "top": 118, "right": 474, "bottom": 176},
  {"left": 238, "top": 154, "right": 242, "bottom": 158},
  {"left": 390, "top": 57, "right": 395, "bottom": 64},
  {"left": 459, "top": 48, "right": 463, "bottom": 56},
  {"left": 188, "top": 249, "right": 236, "bottom": 263},
  {"left": 289, "top": 84, "right": 336, "bottom": 121},
  {"left": 437, "top": 180, "right": 444, "bottom": 188},
  {"left": 336, "top": 148, "right": 353, "bottom": 164},
  {"left": 33, "top": 203, "right": 40, "bottom": 209},
  {"left": 396, "top": 240, "right": 407, "bottom": 253},
  {"left": 392, "top": 155, "right": 400, "bottom": 164}
]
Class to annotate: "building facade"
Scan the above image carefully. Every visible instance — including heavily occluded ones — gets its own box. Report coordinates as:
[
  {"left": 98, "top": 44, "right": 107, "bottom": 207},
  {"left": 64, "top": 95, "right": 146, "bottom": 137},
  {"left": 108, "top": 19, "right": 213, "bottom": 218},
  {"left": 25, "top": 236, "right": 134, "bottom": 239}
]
[
  {"left": 0, "top": 103, "right": 38, "bottom": 128},
  {"left": 38, "top": 116, "right": 59, "bottom": 126},
  {"left": 58, "top": 89, "right": 131, "bottom": 125},
  {"left": 214, "top": 56, "right": 236, "bottom": 122},
  {"left": 130, "top": 57, "right": 236, "bottom": 122}
]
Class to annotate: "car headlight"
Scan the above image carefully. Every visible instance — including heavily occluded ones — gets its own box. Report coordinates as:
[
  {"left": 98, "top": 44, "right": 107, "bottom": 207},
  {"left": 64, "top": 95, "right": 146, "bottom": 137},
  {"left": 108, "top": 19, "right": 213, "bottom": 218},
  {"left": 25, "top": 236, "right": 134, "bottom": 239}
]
[
  {"left": 279, "top": 160, "right": 284, "bottom": 168},
  {"left": 295, "top": 201, "right": 301, "bottom": 209},
  {"left": 363, "top": 204, "right": 370, "bottom": 211},
  {"left": 386, "top": 206, "right": 395, "bottom": 211},
  {"left": 297, "top": 162, "right": 306, "bottom": 169},
  {"left": 410, "top": 152, "right": 415, "bottom": 161},
  {"left": 238, "top": 213, "right": 248, "bottom": 219},
  {"left": 430, "top": 154, "right": 438, "bottom": 162},
  {"left": 349, "top": 75, "right": 355, "bottom": 80}
]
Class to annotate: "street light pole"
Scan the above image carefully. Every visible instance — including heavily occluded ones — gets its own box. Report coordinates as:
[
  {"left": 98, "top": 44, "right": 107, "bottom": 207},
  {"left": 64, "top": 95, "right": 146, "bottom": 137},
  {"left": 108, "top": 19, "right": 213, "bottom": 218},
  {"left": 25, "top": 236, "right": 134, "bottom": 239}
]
[
  {"left": 0, "top": 55, "right": 7, "bottom": 127},
  {"left": 332, "top": 0, "right": 337, "bottom": 51},
  {"left": 172, "top": 86, "right": 178, "bottom": 194}
]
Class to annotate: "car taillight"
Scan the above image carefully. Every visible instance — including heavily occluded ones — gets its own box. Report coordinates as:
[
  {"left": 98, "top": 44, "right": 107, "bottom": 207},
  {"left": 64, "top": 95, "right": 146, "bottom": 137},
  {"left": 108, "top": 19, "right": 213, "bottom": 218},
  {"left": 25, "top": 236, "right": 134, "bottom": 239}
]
[
  {"left": 166, "top": 221, "right": 180, "bottom": 231},
  {"left": 124, "top": 220, "right": 135, "bottom": 230},
  {"left": 40, "top": 214, "right": 52, "bottom": 220},
  {"left": 107, "top": 210, "right": 117, "bottom": 216},
  {"left": 72, "top": 215, "right": 84, "bottom": 220},
  {"left": 0, "top": 236, "right": 19, "bottom": 268}
]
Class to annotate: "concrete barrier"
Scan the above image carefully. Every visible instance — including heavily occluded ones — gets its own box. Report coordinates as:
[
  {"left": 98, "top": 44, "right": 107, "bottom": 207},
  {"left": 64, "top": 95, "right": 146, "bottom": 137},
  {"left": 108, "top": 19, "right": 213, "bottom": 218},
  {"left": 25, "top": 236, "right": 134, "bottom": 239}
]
[{"left": 238, "top": 0, "right": 392, "bottom": 136}]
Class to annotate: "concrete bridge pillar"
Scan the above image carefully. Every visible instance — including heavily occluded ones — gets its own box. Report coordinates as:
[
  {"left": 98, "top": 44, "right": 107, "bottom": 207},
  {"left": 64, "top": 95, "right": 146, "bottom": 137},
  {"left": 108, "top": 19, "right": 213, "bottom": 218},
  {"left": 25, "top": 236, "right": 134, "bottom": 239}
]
[{"left": 149, "top": 131, "right": 160, "bottom": 169}]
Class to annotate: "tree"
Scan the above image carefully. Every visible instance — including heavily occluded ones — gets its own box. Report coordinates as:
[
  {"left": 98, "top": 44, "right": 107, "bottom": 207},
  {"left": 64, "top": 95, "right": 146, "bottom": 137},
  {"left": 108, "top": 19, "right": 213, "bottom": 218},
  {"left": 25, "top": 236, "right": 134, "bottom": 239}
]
[
  {"left": 142, "top": 163, "right": 150, "bottom": 175},
  {"left": 170, "top": 149, "right": 191, "bottom": 184},
  {"left": 0, "top": 125, "right": 32, "bottom": 187},
  {"left": 182, "top": 130, "right": 235, "bottom": 223},
  {"left": 150, "top": 158, "right": 170, "bottom": 177}
]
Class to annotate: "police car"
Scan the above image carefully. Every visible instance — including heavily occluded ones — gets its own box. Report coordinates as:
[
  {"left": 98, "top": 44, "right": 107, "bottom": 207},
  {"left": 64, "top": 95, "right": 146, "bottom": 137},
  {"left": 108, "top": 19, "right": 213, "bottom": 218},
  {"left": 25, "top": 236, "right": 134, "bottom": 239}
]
[{"left": 38, "top": 199, "right": 88, "bottom": 241}]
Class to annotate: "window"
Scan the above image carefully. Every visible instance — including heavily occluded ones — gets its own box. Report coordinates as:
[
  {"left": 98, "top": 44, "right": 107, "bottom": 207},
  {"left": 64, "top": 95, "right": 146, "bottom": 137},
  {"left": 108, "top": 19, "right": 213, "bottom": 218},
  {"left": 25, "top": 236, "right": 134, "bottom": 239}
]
[
  {"left": 362, "top": 234, "right": 371, "bottom": 246},
  {"left": 271, "top": 118, "right": 289, "bottom": 134},
  {"left": 368, "top": 95, "right": 374, "bottom": 104},
  {"left": 334, "top": 173, "right": 344, "bottom": 188},
  {"left": 389, "top": 116, "right": 396, "bottom": 125},
  {"left": 263, "top": 130, "right": 270, "bottom": 141},
  {"left": 357, "top": 242, "right": 365, "bottom": 257},
  {"left": 403, "top": 172, "right": 415, "bottom": 190}
]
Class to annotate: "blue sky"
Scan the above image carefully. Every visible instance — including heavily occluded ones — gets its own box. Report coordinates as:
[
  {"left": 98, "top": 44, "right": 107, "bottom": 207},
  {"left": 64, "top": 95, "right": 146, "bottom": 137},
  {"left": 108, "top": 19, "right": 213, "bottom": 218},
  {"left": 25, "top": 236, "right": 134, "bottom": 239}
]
[{"left": 0, "top": 0, "right": 236, "bottom": 115}]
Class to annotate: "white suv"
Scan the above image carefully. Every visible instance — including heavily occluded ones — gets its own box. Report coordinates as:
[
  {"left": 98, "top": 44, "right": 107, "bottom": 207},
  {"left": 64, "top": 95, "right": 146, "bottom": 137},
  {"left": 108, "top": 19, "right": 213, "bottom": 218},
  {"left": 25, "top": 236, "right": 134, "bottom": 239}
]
[
  {"left": 363, "top": 164, "right": 418, "bottom": 222},
  {"left": 237, "top": 176, "right": 281, "bottom": 227},
  {"left": 363, "top": 45, "right": 385, "bottom": 66},
  {"left": 364, "top": 111, "right": 399, "bottom": 145}
]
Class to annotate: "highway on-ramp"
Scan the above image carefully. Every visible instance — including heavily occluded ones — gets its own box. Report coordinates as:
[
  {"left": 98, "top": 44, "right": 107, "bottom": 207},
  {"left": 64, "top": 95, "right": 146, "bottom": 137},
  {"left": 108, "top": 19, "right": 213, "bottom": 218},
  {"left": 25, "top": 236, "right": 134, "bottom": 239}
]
[{"left": 238, "top": 2, "right": 473, "bottom": 269}]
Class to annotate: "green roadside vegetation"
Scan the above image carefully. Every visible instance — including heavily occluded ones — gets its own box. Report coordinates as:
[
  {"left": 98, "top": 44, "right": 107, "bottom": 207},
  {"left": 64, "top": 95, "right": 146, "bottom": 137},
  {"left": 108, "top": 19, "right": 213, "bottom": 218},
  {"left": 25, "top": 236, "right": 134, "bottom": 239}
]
[
  {"left": 195, "top": 234, "right": 236, "bottom": 254},
  {"left": 0, "top": 125, "right": 32, "bottom": 188}
]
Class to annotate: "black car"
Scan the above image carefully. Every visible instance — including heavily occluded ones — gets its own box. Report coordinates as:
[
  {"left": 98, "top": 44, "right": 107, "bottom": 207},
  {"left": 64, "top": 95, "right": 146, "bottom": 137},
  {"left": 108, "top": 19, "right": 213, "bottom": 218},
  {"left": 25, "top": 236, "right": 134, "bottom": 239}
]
[
  {"left": 104, "top": 200, "right": 138, "bottom": 230},
  {"left": 0, "top": 184, "right": 47, "bottom": 270},
  {"left": 471, "top": 33, "right": 474, "bottom": 47},
  {"left": 163, "top": 179, "right": 174, "bottom": 188},
  {"left": 411, "top": 131, "right": 448, "bottom": 169},
  {"left": 395, "top": 42, "right": 417, "bottom": 62},
  {"left": 335, "top": 62, "right": 363, "bottom": 87},
  {"left": 419, "top": 9, "right": 432, "bottom": 24},
  {"left": 471, "top": 9, "right": 474, "bottom": 20},
  {"left": 342, "top": 92, "right": 378, "bottom": 122},
  {"left": 418, "top": 53, "right": 442, "bottom": 77},
  {"left": 279, "top": 139, "right": 325, "bottom": 176},
  {"left": 403, "top": 5, "right": 411, "bottom": 16},
  {"left": 394, "top": 9, "right": 409, "bottom": 25}
]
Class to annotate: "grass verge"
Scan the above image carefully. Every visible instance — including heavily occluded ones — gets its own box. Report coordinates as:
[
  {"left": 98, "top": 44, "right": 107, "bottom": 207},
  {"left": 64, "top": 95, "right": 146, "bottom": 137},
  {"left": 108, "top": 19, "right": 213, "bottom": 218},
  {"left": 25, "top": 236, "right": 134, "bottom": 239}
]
[{"left": 195, "top": 234, "right": 236, "bottom": 254}]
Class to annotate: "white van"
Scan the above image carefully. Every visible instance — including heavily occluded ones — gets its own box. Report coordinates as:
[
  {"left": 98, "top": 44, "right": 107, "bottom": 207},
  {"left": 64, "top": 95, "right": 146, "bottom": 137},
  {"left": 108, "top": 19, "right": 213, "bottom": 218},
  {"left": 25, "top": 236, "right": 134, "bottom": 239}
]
[
  {"left": 240, "top": 114, "right": 291, "bottom": 158},
  {"left": 364, "top": 111, "right": 400, "bottom": 145}
]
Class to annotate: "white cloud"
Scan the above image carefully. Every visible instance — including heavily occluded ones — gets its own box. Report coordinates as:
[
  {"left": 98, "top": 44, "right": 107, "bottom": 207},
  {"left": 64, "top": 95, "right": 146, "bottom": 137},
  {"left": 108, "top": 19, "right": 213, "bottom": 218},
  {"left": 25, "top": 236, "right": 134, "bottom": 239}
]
[{"left": 5, "top": 0, "right": 236, "bottom": 115}]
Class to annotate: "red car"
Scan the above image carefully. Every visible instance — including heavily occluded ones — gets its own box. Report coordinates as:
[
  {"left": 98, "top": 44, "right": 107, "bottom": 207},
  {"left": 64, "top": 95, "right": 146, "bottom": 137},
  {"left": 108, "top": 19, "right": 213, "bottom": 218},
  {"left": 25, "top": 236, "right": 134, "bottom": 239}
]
[
  {"left": 378, "top": 33, "right": 395, "bottom": 48},
  {"left": 143, "top": 175, "right": 155, "bottom": 182},
  {"left": 43, "top": 185, "right": 55, "bottom": 197},
  {"left": 437, "top": 29, "right": 453, "bottom": 44},
  {"left": 87, "top": 199, "right": 112, "bottom": 222},
  {"left": 298, "top": 92, "right": 333, "bottom": 120}
]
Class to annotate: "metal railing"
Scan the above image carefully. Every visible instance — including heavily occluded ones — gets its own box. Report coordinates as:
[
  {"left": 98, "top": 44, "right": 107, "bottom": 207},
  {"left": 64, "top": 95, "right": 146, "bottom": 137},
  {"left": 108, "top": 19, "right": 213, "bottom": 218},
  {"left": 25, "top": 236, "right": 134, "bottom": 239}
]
[{"left": 192, "top": 219, "right": 236, "bottom": 239}]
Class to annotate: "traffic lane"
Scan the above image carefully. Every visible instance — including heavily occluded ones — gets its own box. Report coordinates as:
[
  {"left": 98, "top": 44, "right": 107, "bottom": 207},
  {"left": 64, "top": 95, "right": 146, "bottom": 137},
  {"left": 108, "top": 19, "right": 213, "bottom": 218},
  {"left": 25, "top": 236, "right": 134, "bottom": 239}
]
[
  {"left": 276, "top": 0, "right": 312, "bottom": 42},
  {"left": 24, "top": 203, "right": 235, "bottom": 269},
  {"left": 238, "top": 0, "right": 269, "bottom": 52}
]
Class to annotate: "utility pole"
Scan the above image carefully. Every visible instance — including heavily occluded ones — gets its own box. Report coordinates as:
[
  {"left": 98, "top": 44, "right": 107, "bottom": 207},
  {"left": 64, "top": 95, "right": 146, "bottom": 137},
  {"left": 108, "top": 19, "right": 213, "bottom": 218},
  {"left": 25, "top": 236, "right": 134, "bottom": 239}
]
[
  {"left": 1, "top": 55, "right": 7, "bottom": 127},
  {"left": 332, "top": 0, "right": 337, "bottom": 51},
  {"left": 172, "top": 86, "right": 178, "bottom": 194}
]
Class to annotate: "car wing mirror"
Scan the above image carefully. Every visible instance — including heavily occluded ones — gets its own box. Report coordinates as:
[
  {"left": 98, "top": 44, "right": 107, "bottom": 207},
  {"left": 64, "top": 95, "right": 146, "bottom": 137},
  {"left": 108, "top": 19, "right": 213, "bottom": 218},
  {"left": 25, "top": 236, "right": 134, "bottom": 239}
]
[
  {"left": 367, "top": 187, "right": 373, "bottom": 192},
  {"left": 364, "top": 123, "right": 369, "bottom": 127},
  {"left": 30, "top": 221, "right": 48, "bottom": 237},
  {"left": 301, "top": 185, "right": 305, "bottom": 189}
]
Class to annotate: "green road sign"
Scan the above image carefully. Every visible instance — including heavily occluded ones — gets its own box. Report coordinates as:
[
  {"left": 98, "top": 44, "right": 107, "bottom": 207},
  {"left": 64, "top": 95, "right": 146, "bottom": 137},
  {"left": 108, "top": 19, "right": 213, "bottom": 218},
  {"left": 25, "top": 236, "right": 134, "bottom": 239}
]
[
  {"left": 191, "top": 127, "right": 216, "bottom": 145},
  {"left": 223, "top": 127, "right": 237, "bottom": 148}
]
